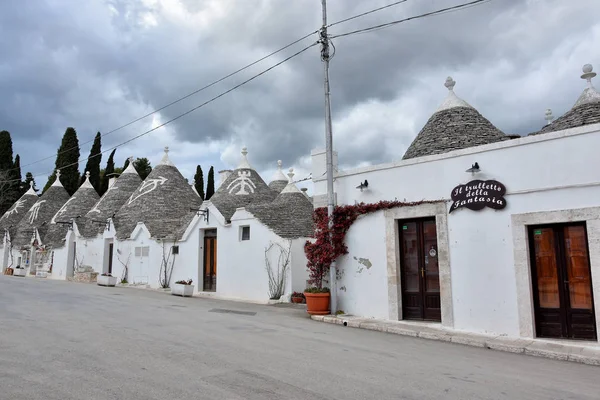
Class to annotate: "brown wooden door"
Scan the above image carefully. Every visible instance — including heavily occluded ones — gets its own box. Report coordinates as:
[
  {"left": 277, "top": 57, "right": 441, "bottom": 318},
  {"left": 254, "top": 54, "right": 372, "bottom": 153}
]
[
  {"left": 529, "top": 223, "right": 596, "bottom": 340},
  {"left": 203, "top": 236, "right": 217, "bottom": 292},
  {"left": 399, "top": 219, "right": 441, "bottom": 322}
]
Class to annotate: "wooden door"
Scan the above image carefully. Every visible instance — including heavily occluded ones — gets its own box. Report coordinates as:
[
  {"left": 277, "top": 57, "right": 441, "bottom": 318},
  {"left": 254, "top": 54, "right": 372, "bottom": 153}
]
[
  {"left": 399, "top": 219, "right": 441, "bottom": 322},
  {"left": 203, "top": 236, "right": 217, "bottom": 292},
  {"left": 529, "top": 223, "right": 596, "bottom": 340},
  {"left": 108, "top": 243, "right": 114, "bottom": 275}
]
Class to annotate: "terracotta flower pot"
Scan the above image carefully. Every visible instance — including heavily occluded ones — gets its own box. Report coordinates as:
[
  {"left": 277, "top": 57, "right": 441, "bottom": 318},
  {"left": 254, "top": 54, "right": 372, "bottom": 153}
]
[
  {"left": 291, "top": 297, "right": 304, "bottom": 304},
  {"left": 304, "top": 292, "right": 330, "bottom": 315}
]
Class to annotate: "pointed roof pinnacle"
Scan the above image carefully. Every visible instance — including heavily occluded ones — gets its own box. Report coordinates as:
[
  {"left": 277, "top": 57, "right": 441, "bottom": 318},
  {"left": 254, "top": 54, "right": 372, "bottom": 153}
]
[
  {"left": 158, "top": 146, "right": 174, "bottom": 167},
  {"left": 545, "top": 109, "right": 554, "bottom": 125},
  {"left": 236, "top": 146, "right": 253, "bottom": 169},
  {"left": 574, "top": 63, "right": 600, "bottom": 108},
  {"left": 280, "top": 167, "right": 302, "bottom": 194},
  {"left": 270, "top": 159, "right": 288, "bottom": 182},
  {"left": 80, "top": 171, "right": 94, "bottom": 189},
  {"left": 51, "top": 169, "right": 63, "bottom": 187},
  {"left": 436, "top": 76, "right": 473, "bottom": 112},
  {"left": 123, "top": 156, "right": 137, "bottom": 174},
  {"left": 24, "top": 180, "right": 37, "bottom": 196}
]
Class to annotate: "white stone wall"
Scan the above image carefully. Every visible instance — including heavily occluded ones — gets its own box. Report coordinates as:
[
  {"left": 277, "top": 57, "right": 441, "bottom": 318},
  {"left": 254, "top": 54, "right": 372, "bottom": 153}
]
[{"left": 312, "top": 123, "right": 600, "bottom": 338}]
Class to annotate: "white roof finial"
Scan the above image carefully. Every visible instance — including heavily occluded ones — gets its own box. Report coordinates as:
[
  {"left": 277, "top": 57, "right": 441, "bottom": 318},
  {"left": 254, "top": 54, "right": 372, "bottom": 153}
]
[
  {"left": 545, "top": 109, "right": 554, "bottom": 125},
  {"left": 236, "top": 146, "right": 252, "bottom": 169},
  {"left": 280, "top": 167, "right": 302, "bottom": 195},
  {"left": 445, "top": 76, "right": 456, "bottom": 91},
  {"left": 158, "top": 146, "right": 174, "bottom": 166},
  {"left": 270, "top": 159, "right": 287, "bottom": 182},
  {"left": 437, "top": 76, "right": 472, "bottom": 112},
  {"left": 574, "top": 63, "right": 600, "bottom": 107},
  {"left": 80, "top": 170, "right": 94, "bottom": 188},
  {"left": 287, "top": 167, "right": 295, "bottom": 182},
  {"left": 24, "top": 180, "right": 36, "bottom": 195},
  {"left": 123, "top": 156, "right": 137, "bottom": 174},
  {"left": 51, "top": 169, "right": 63, "bottom": 187}
]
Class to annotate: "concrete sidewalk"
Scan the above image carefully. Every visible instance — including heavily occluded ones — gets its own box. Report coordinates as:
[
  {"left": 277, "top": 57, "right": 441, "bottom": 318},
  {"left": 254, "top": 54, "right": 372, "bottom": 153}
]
[{"left": 311, "top": 314, "right": 600, "bottom": 366}]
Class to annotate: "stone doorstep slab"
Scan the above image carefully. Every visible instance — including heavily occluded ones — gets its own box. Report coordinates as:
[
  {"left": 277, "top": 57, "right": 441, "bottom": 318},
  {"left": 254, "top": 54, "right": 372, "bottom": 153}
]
[{"left": 311, "top": 315, "right": 600, "bottom": 366}]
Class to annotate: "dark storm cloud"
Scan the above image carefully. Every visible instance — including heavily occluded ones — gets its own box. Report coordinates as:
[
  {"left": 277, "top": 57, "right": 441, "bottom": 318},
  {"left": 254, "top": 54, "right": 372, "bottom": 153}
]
[{"left": 1, "top": 0, "right": 599, "bottom": 185}]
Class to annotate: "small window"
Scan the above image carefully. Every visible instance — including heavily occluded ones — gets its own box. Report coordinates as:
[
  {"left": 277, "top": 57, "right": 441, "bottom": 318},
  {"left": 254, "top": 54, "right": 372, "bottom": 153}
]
[
  {"left": 172, "top": 245, "right": 179, "bottom": 255},
  {"left": 141, "top": 246, "right": 149, "bottom": 257},
  {"left": 241, "top": 226, "right": 250, "bottom": 241},
  {"left": 135, "top": 247, "right": 141, "bottom": 257}
]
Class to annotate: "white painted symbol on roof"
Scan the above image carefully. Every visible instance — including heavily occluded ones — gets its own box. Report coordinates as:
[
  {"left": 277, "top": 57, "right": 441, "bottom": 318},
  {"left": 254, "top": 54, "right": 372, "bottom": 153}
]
[
  {"left": 2, "top": 199, "right": 26, "bottom": 220},
  {"left": 127, "top": 176, "right": 167, "bottom": 205},
  {"left": 28, "top": 200, "right": 46, "bottom": 224},
  {"left": 227, "top": 171, "right": 256, "bottom": 195},
  {"left": 51, "top": 196, "right": 77, "bottom": 224}
]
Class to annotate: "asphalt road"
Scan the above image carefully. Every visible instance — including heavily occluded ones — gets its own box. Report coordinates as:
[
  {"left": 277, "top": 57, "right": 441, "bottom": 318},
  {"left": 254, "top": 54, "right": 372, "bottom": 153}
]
[{"left": 0, "top": 276, "right": 598, "bottom": 400}]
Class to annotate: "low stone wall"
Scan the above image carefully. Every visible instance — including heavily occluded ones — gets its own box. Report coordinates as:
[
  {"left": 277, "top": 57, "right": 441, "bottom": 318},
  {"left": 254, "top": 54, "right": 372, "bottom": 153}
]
[{"left": 68, "top": 271, "right": 99, "bottom": 283}]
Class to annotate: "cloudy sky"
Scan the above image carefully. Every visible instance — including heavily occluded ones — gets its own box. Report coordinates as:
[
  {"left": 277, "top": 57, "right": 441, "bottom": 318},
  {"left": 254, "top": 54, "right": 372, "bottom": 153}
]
[{"left": 1, "top": 0, "right": 598, "bottom": 191}]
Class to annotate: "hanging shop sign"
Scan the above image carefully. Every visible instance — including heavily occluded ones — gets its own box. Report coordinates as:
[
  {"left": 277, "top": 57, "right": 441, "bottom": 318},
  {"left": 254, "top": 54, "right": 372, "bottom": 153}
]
[{"left": 449, "top": 179, "right": 506, "bottom": 213}]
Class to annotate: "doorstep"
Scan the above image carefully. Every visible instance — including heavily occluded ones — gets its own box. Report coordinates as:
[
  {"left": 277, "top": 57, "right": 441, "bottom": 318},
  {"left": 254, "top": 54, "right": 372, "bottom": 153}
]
[{"left": 311, "top": 315, "right": 600, "bottom": 366}]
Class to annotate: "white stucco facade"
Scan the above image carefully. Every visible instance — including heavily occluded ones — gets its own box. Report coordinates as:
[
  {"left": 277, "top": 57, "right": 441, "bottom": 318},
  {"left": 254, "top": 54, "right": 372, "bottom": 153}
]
[{"left": 311, "top": 123, "right": 600, "bottom": 340}]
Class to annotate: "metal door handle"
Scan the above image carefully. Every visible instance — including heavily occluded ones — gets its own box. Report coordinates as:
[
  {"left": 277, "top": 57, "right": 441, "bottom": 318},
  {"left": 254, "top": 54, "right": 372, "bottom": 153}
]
[{"left": 421, "top": 268, "right": 425, "bottom": 278}]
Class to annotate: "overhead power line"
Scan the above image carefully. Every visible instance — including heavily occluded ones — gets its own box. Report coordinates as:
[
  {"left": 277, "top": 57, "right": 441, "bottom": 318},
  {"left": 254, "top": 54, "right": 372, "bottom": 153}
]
[
  {"left": 0, "top": 42, "right": 319, "bottom": 184},
  {"left": 327, "top": 0, "right": 409, "bottom": 28},
  {"left": 10, "top": 30, "right": 318, "bottom": 174},
  {"left": 331, "top": 0, "right": 493, "bottom": 38}
]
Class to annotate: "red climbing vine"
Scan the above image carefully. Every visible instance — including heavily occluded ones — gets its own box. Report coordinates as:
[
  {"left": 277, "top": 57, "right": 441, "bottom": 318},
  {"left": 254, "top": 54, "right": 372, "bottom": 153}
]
[{"left": 304, "top": 199, "right": 443, "bottom": 289}]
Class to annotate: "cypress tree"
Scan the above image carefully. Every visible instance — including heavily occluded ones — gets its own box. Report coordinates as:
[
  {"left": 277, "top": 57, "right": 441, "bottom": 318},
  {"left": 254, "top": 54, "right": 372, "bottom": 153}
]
[
  {"left": 12, "top": 154, "right": 23, "bottom": 197},
  {"left": 193, "top": 165, "right": 205, "bottom": 199},
  {"left": 206, "top": 166, "right": 215, "bottom": 200},
  {"left": 0, "top": 130, "right": 13, "bottom": 171},
  {"left": 122, "top": 157, "right": 130, "bottom": 171},
  {"left": 0, "top": 131, "right": 15, "bottom": 214},
  {"left": 80, "top": 132, "right": 102, "bottom": 191},
  {"left": 99, "top": 149, "right": 116, "bottom": 196},
  {"left": 43, "top": 127, "right": 81, "bottom": 195}
]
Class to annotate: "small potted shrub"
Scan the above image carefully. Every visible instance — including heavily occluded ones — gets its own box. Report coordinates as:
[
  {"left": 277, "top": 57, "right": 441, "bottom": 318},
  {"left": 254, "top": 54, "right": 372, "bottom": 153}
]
[
  {"left": 97, "top": 273, "right": 117, "bottom": 287},
  {"left": 291, "top": 292, "right": 305, "bottom": 304},
  {"left": 172, "top": 279, "right": 194, "bottom": 297},
  {"left": 13, "top": 265, "right": 27, "bottom": 277}
]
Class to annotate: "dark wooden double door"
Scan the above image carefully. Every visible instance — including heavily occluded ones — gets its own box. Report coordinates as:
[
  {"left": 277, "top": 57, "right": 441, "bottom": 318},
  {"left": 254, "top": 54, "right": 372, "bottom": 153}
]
[
  {"left": 529, "top": 223, "right": 596, "bottom": 340},
  {"left": 203, "top": 231, "right": 217, "bottom": 292},
  {"left": 399, "top": 219, "right": 441, "bottom": 322}
]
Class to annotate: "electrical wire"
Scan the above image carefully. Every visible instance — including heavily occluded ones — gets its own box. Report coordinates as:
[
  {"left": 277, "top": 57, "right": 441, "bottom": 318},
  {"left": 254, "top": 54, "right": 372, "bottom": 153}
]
[
  {"left": 330, "top": 0, "right": 493, "bottom": 39},
  {"left": 327, "top": 0, "right": 409, "bottom": 28},
  {"left": 8, "top": 30, "right": 319, "bottom": 174},
  {"left": 0, "top": 42, "right": 319, "bottom": 184}
]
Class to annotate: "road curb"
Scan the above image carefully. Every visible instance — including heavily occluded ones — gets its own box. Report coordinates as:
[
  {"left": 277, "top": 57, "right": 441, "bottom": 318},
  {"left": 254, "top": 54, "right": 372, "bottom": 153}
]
[{"left": 311, "top": 315, "right": 600, "bottom": 366}]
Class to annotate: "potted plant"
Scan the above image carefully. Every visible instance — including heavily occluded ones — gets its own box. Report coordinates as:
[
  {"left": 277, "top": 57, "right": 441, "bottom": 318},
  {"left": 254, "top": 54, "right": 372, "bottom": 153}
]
[
  {"left": 304, "top": 287, "right": 330, "bottom": 315},
  {"left": 172, "top": 279, "right": 194, "bottom": 297},
  {"left": 13, "top": 266, "right": 27, "bottom": 277},
  {"left": 291, "top": 291, "right": 305, "bottom": 304},
  {"left": 97, "top": 273, "right": 118, "bottom": 287}
]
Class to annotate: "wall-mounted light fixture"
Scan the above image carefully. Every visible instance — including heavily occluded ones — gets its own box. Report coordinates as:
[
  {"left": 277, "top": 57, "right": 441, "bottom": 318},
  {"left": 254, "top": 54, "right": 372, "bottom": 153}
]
[
  {"left": 356, "top": 180, "right": 369, "bottom": 192},
  {"left": 465, "top": 162, "right": 480, "bottom": 174},
  {"left": 190, "top": 208, "right": 209, "bottom": 224}
]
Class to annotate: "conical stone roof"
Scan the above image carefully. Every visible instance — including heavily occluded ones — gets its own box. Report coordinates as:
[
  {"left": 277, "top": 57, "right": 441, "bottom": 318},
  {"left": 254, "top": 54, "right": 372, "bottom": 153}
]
[
  {"left": 246, "top": 168, "right": 314, "bottom": 239},
  {"left": 0, "top": 182, "right": 39, "bottom": 242},
  {"left": 268, "top": 160, "right": 289, "bottom": 194},
  {"left": 210, "top": 147, "right": 277, "bottom": 222},
  {"left": 13, "top": 170, "right": 71, "bottom": 248},
  {"left": 44, "top": 172, "right": 100, "bottom": 247},
  {"left": 533, "top": 64, "right": 600, "bottom": 135},
  {"left": 113, "top": 147, "right": 200, "bottom": 240},
  {"left": 402, "top": 77, "right": 507, "bottom": 160},
  {"left": 80, "top": 159, "right": 142, "bottom": 238}
]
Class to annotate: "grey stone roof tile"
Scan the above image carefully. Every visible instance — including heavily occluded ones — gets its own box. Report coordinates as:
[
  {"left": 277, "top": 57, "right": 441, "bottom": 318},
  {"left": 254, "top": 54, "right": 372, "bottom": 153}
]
[
  {"left": 13, "top": 184, "right": 71, "bottom": 248},
  {"left": 0, "top": 188, "right": 39, "bottom": 242},
  {"left": 113, "top": 154, "right": 200, "bottom": 240},
  {"left": 530, "top": 102, "right": 600, "bottom": 135},
  {"left": 246, "top": 191, "right": 314, "bottom": 239}
]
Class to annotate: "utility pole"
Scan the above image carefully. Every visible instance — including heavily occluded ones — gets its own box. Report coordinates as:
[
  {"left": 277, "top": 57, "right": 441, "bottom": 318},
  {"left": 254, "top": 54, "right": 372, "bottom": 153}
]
[{"left": 320, "top": 0, "right": 336, "bottom": 314}]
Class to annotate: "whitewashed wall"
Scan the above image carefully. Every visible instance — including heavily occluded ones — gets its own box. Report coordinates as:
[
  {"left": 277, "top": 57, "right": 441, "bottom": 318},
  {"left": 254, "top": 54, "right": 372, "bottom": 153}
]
[
  {"left": 290, "top": 238, "right": 311, "bottom": 293},
  {"left": 312, "top": 124, "right": 600, "bottom": 337}
]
